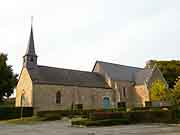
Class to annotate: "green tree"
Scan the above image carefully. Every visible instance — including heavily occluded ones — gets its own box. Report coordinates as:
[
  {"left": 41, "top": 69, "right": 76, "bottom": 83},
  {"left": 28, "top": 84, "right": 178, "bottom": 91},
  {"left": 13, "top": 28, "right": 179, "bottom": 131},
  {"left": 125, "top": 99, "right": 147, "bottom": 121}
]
[
  {"left": 0, "top": 53, "right": 17, "bottom": 102},
  {"left": 146, "top": 60, "right": 180, "bottom": 88},
  {"left": 150, "top": 80, "right": 169, "bottom": 101},
  {"left": 172, "top": 76, "right": 180, "bottom": 106}
]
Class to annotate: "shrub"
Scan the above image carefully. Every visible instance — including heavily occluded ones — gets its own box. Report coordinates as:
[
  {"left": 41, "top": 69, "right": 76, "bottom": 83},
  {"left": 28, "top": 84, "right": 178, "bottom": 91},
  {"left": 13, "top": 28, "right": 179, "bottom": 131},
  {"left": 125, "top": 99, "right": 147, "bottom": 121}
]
[
  {"left": 74, "top": 104, "right": 83, "bottom": 110},
  {"left": 117, "top": 102, "right": 126, "bottom": 108},
  {"left": 128, "top": 110, "right": 176, "bottom": 123},
  {"left": 145, "top": 101, "right": 152, "bottom": 107},
  {"left": 89, "top": 112, "right": 128, "bottom": 120},
  {"left": 36, "top": 109, "right": 97, "bottom": 119},
  {"left": 40, "top": 113, "right": 62, "bottom": 121},
  {"left": 0, "top": 107, "right": 33, "bottom": 120},
  {"left": 72, "top": 118, "right": 130, "bottom": 126}
]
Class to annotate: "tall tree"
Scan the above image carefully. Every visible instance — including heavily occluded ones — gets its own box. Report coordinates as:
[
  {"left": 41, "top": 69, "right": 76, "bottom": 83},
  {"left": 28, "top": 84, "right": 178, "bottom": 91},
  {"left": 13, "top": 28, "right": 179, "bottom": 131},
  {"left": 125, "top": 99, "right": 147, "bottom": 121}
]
[
  {"left": 0, "top": 53, "right": 17, "bottom": 102},
  {"left": 171, "top": 76, "right": 180, "bottom": 106},
  {"left": 146, "top": 60, "right": 180, "bottom": 88}
]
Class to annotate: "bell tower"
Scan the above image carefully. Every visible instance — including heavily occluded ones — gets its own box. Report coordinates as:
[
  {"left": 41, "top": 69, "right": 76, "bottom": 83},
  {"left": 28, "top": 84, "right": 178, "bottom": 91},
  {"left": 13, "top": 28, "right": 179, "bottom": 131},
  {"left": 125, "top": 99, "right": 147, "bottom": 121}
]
[{"left": 23, "top": 17, "right": 37, "bottom": 69}]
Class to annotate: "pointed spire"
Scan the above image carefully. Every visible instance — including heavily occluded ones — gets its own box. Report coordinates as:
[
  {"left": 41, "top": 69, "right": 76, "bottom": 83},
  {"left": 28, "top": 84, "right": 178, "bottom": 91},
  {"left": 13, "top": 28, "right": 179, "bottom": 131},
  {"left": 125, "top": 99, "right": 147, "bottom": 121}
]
[
  {"left": 23, "top": 16, "right": 38, "bottom": 68},
  {"left": 25, "top": 16, "right": 36, "bottom": 56}
]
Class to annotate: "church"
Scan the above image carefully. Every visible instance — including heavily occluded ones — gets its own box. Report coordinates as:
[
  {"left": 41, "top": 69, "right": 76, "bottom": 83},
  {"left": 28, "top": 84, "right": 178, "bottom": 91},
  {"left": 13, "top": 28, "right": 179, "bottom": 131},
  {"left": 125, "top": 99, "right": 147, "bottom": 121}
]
[{"left": 16, "top": 25, "right": 167, "bottom": 112}]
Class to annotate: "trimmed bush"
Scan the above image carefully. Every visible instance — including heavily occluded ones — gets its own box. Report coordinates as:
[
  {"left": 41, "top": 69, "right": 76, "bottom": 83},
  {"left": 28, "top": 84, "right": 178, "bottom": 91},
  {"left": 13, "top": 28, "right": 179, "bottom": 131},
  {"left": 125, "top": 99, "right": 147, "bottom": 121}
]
[
  {"left": 36, "top": 109, "right": 96, "bottom": 119},
  {"left": 131, "top": 106, "right": 171, "bottom": 112},
  {"left": 72, "top": 118, "right": 130, "bottom": 126},
  {"left": 88, "top": 110, "right": 176, "bottom": 124},
  {"left": 89, "top": 112, "right": 128, "bottom": 120},
  {"left": 128, "top": 110, "right": 176, "bottom": 123}
]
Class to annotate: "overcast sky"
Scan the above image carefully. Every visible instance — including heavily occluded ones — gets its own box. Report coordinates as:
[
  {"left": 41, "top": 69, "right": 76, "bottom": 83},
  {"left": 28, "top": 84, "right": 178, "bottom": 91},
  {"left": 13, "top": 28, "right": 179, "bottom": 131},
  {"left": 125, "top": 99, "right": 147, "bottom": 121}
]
[{"left": 1, "top": 0, "right": 180, "bottom": 74}]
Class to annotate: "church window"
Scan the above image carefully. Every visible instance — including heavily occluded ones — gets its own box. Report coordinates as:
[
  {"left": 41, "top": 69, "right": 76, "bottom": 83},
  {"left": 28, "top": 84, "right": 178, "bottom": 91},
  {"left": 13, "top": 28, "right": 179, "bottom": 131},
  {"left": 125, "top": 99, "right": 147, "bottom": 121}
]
[
  {"left": 56, "top": 91, "right": 61, "bottom": 104},
  {"left": 122, "top": 87, "right": 127, "bottom": 97}
]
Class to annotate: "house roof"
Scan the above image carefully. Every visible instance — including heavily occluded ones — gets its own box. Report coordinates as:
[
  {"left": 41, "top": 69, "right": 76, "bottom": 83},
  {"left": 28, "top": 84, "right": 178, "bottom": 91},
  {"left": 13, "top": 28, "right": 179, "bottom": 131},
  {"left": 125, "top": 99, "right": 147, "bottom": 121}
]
[
  {"left": 93, "top": 61, "right": 153, "bottom": 84},
  {"left": 28, "top": 65, "right": 110, "bottom": 89}
]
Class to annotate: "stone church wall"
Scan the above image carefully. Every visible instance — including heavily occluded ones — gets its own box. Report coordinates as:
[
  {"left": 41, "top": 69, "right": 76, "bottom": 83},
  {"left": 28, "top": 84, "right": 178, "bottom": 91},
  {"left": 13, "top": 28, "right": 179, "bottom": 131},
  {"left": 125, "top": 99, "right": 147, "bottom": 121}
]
[
  {"left": 33, "top": 84, "right": 113, "bottom": 112},
  {"left": 111, "top": 80, "right": 136, "bottom": 108},
  {"left": 16, "top": 68, "right": 33, "bottom": 107},
  {"left": 133, "top": 85, "right": 150, "bottom": 107}
]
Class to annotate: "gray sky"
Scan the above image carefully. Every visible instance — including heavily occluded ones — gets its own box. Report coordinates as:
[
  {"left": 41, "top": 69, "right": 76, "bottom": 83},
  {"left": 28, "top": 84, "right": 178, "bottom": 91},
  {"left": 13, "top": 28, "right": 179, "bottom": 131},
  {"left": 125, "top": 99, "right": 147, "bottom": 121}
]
[{"left": 1, "top": 0, "right": 180, "bottom": 74}]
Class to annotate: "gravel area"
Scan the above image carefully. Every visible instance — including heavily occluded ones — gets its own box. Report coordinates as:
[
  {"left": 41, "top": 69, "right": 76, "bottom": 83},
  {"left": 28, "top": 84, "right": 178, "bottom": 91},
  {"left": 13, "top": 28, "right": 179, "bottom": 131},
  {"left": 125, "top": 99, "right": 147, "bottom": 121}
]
[{"left": 0, "top": 120, "right": 180, "bottom": 135}]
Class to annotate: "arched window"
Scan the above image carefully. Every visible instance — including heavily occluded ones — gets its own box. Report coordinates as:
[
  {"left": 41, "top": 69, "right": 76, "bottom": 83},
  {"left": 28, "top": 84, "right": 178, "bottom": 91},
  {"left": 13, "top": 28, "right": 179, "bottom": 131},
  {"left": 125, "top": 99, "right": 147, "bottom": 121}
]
[{"left": 56, "top": 91, "right": 61, "bottom": 104}]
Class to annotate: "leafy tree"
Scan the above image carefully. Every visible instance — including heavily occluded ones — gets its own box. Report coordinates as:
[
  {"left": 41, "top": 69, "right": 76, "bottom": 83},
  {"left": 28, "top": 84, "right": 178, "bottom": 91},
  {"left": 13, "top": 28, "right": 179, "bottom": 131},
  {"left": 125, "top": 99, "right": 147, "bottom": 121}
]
[
  {"left": 150, "top": 80, "right": 169, "bottom": 101},
  {"left": 146, "top": 60, "right": 180, "bottom": 88},
  {"left": 171, "top": 76, "right": 180, "bottom": 106},
  {"left": 0, "top": 53, "right": 17, "bottom": 102}
]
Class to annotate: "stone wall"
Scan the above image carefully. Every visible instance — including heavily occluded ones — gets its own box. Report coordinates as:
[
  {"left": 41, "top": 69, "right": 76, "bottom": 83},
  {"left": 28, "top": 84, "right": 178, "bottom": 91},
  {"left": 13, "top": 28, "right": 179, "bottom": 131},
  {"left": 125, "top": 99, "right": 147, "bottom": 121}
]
[
  {"left": 111, "top": 80, "right": 134, "bottom": 107},
  {"left": 92, "top": 62, "right": 150, "bottom": 108},
  {"left": 16, "top": 68, "right": 33, "bottom": 107},
  {"left": 33, "top": 84, "right": 113, "bottom": 112},
  {"left": 133, "top": 85, "right": 150, "bottom": 107}
]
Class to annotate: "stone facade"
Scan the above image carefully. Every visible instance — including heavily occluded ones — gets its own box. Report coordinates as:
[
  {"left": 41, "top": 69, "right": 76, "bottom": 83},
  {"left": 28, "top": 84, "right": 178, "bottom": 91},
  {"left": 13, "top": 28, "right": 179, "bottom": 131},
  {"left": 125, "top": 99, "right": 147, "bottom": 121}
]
[
  {"left": 16, "top": 68, "right": 33, "bottom": 107},
  {"left": 133, "top": 85, "right": 149, "bottom": 107},
  {"left": 16, "top": 68, "right": 113, "bottom": 111},
  {"left": 33, "top": 84, "right": 113, "bottom": 111}
]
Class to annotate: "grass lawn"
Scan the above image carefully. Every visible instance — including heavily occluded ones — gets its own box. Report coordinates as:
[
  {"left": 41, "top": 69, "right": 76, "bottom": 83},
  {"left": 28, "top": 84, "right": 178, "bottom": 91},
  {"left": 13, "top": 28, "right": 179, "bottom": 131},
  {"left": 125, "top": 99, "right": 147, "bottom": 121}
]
[{"left": 0, "top": 116, "right": 46, "bottom": 125}]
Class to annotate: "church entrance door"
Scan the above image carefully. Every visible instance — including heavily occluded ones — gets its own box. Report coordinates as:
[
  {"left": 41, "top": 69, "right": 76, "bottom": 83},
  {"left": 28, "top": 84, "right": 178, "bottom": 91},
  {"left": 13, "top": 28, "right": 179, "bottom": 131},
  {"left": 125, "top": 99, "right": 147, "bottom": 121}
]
[{"left": 103, "top": 97, "right": 110, "bottom": 109}]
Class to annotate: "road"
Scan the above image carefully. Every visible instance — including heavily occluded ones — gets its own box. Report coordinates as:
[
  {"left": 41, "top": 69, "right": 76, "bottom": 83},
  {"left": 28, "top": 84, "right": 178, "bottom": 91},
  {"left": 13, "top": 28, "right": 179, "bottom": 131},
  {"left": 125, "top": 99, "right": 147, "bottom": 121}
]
[{"left": 0, "top": 120, "right": 180, "bottom": 135}]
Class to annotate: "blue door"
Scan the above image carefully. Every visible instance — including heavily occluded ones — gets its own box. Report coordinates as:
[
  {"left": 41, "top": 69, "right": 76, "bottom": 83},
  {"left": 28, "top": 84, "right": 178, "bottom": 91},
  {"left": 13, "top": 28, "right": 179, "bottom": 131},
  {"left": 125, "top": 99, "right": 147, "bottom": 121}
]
[{"left": 103, "top": 97, "right": 110, "bottom": 109}]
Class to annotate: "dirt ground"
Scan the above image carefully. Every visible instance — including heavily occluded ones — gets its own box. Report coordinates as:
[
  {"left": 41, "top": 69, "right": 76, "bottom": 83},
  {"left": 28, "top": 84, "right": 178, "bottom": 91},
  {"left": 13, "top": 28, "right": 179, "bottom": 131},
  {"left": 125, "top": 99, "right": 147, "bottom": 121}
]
[{"left": 0, "top": 120, "right": 180, "bottom": 135}]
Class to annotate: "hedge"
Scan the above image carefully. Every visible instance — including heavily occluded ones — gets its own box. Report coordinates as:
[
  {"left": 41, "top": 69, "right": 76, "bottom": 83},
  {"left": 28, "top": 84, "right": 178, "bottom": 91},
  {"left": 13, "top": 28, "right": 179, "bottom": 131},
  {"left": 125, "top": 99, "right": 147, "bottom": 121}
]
[
  {"left": 72, "top": 118, "right": 130, "bottom": 126},
  {"left": 128, "top": 110, "right": 176, "bottom": 123},
  {"left": 36, "top": 109, "right": 96, "bottom": 118},
  {"left": 131, "top": 106, "right": 171, "bottom": 111},
  {"left": 36, "top": 108, "right": 126, "bottom": 119},
  {"left": 0, "top": 107, "right": 33, "bottom": 120},
  {"left": 89, "top": 112, "right": 128, "bottom": 120},
  {"left": 88, "top": 110, "right": 176, "bottom": 124}
]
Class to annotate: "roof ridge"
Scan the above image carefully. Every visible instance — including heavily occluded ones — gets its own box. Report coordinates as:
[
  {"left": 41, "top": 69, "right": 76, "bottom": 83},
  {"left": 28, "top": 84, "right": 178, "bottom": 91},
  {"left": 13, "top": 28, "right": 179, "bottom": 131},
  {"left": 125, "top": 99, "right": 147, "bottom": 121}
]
[
  {"left": 96, "top": 60, "right": 144, "bottom": 70},
  {"left": 37, "top": 65, "right": 96, "bottom": 74}
]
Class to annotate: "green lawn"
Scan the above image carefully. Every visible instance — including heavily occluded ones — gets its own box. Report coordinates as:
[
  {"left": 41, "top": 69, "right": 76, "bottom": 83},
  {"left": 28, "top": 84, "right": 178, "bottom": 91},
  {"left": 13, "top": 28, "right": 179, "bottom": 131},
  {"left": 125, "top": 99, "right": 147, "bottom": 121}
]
[{"left": 0, "top": 116, "right": 46, "bottom": 125}]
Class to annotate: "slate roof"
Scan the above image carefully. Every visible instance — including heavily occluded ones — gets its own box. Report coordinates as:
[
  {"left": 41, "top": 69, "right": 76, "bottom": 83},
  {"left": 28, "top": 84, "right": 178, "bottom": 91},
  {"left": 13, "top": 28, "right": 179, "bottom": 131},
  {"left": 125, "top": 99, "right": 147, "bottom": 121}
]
[
  {"left": 93, "top": 61, "right": 153, "bottom": 84},
  {"left": 134, "top": 69, "right": 153, "bottom": 85},
  {"left": 25, "top": 26, "right": 37, "bottom": 56},
  {"left": 28, "top": 65, "right": 110, "bottom": 89}
]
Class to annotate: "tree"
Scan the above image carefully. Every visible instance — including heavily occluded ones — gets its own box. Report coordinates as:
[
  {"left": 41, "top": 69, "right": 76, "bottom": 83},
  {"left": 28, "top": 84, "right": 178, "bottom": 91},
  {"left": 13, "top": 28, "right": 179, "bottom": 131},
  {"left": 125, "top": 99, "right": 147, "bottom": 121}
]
[
  {"left": 171, "top": 76, "right": 180, "bottom": 106},
  {"left": 146, "top": 60, "right": 180, "bottom": 88},
  {"left": 150, "top": 80, "right": 169, "bottom": 101},
  {"left": 0, "top": 53, "right": 17, "bottom": 102}
]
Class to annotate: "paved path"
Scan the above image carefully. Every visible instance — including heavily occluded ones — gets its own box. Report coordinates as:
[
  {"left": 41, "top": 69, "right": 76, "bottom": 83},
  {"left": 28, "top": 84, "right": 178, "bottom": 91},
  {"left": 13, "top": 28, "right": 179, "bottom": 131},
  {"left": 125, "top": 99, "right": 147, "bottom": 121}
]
[{"left": 0, "top": 120, "right": 180, "bottom": 135}]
